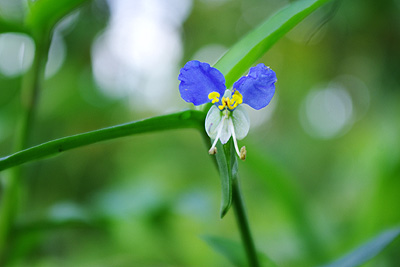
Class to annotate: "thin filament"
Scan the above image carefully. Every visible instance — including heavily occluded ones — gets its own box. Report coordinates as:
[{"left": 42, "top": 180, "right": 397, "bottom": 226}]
[
  {"left": 210, "top": 115, "right": 227, "bottom": 151},
  {"left": 228, "top": 118, "right": 241, "bottom": 158}
]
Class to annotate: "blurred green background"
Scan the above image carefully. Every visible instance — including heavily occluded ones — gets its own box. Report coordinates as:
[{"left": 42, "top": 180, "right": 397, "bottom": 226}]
[{"left": 1, "top": 0, "right": 400, "bottom": 266}]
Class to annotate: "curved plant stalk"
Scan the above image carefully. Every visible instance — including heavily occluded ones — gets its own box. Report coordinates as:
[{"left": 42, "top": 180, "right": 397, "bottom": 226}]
[{"left": 0, "top": 110, "right": 205, "bottom": 172}]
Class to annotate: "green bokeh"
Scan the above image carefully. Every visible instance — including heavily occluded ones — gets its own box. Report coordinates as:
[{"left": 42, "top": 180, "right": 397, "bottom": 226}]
[{"left": 1, "top": 0, "right": 399, "bottom": 265}]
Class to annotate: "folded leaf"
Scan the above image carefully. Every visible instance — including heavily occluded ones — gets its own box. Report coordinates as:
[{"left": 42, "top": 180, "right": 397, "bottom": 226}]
[{"left": 214, "top": 140, "right": 235, "bottom": 218}]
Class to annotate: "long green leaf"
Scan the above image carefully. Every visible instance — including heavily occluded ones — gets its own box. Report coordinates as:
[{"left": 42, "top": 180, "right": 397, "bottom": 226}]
[
  {"left": 0, "top": 110, "right": 205, "bottom": 172},
  {"left": 214, "top": 0, "right": 332, "bottom": 88},
  {"left": 25, "top": 0, "right": 89, "bottom": 38},
  {"left": 321, "top": 227, "right": 400, "bottom": 267},
  {"left": 203, "top": 235, "right": 277, "bottom": 267}
]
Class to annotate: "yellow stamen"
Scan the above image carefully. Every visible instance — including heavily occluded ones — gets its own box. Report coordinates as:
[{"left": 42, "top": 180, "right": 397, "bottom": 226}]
[
  {"left": 208, "top": 92, "right": 220, "bottom": 104},
  {"left": 218, "top": 97, "right": 227, "bottom": 110},
  {"left": 216, "top": 90, "right": 243, "bottom": 111},
  {"left": 231, "top": 90, "right": 243, "bottom": 107},
  {"left": 227, "top": 98, "right": 235, "bottom": 110}
]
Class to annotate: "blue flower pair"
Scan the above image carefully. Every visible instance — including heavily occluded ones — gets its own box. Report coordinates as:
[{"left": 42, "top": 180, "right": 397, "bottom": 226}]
[{"left": 178, "top": 60, "right": 277, "bottom": 159}]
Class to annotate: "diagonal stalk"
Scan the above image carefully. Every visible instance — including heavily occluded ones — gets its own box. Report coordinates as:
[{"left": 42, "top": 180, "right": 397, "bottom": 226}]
[{"left": 232, "top": 175, "right": 260, "bottom": 267}]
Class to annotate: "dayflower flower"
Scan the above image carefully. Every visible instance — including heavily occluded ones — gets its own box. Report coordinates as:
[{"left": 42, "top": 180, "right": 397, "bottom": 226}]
[{"left": 178, "top": 60, "right": 277, "bottom": 160}]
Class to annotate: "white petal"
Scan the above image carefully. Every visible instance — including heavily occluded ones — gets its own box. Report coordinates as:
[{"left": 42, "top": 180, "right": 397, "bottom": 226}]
[
  {"left": 219, "top": 117, "right": 231, "bottom": 144},
  {"left": 222, "top": 89, "right": 232, "bottom": 98},
  {"left": 205, "top": 105, "right": 222, "bottom": 139},
  {"left": 232, "top": 105, "right": 250, "bottom": 140}
]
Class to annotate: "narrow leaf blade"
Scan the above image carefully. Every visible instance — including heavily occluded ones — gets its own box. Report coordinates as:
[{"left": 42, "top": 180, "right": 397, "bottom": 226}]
[
  {"left": 214, "top": 0, "right": 331, "bottom": 88},
  {"left": 0, "top": 110, "right": 205, "bottom": 171},
  {"left": 322, "top": 227, "right": 400, "bottom": 267}
]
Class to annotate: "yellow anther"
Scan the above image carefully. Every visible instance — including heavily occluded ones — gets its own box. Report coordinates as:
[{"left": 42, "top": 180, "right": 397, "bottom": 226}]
[
  {"left": 240, "top": 146, "right": 247, "bottom": 160},
  {"left": 218, "top": 97, "right": 227, "bottom": 110},
  {"left": 232, "top": 90, "right": 243, "bottom": 105},
  {"left": 227, "top": 98, "right": 236, "bottom": 110},
  {"left": 216, "top": 91, "right": 243, "bottom": 110},
  {"left": 226, "top": 91, "right": 243, "bottom": 109},
  {"left": 208, "top": 92, "right": 220, "bottom": 104}
]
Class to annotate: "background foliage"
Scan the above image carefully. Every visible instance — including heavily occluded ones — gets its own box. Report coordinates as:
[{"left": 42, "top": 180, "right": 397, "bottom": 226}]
[{"left": 0, "top": 0, "right": 399, "bottom": 266}]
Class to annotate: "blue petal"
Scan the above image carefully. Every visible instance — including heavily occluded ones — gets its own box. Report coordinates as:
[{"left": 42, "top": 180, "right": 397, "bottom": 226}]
[
  {"left": 178, "top": 60, "right": 226, "bottom": 105},
  {"left": 233, "top": 63, "right": 277, "bottom": 110}
]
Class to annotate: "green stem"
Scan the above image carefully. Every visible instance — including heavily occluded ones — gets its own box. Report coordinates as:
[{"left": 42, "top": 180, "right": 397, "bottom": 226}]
[
  {"left": 0, "top": 110, "right": 205, "bottom": 172},
  {"left": 232, "top": 176, "right": 260, "bottom": 267},
  {"left": 0, "top": 35, "right": 49, "bottom": 261}
]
